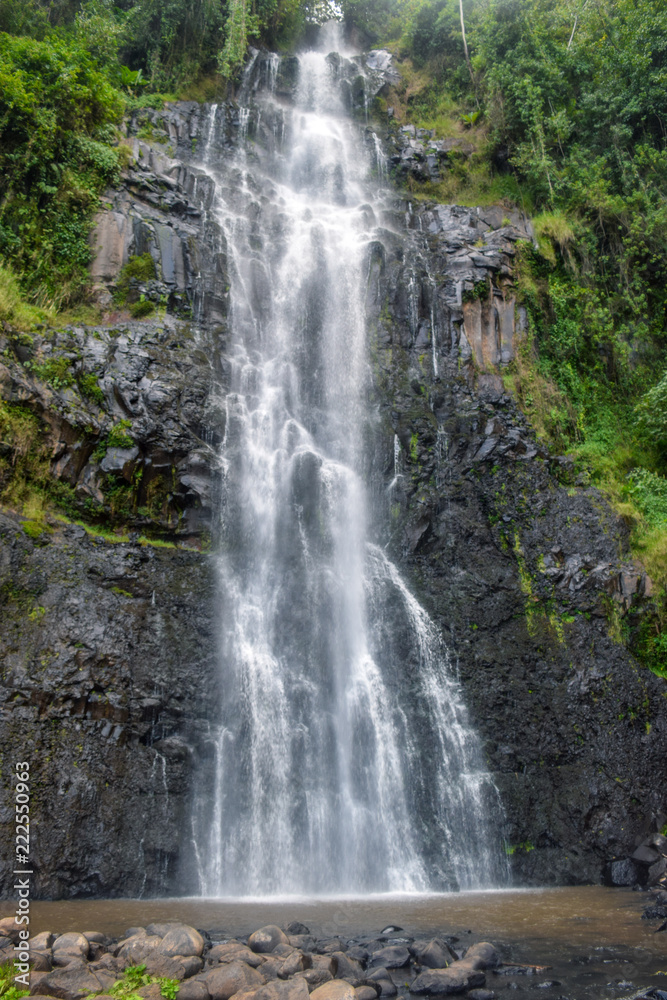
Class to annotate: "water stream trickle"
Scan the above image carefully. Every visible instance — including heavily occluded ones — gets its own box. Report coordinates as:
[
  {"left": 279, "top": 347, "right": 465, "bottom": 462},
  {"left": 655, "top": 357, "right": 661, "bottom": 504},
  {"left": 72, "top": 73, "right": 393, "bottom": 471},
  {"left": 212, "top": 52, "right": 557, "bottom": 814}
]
[{"left": 193, "top": 24, "right": 507, "bottom": 896}]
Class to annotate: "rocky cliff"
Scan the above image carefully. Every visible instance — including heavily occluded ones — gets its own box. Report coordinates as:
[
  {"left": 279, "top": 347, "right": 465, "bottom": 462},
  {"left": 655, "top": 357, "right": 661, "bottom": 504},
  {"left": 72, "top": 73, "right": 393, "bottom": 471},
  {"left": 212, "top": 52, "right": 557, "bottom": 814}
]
[{"left": 0, "top": 66, "right": 665, "bottom": 897}]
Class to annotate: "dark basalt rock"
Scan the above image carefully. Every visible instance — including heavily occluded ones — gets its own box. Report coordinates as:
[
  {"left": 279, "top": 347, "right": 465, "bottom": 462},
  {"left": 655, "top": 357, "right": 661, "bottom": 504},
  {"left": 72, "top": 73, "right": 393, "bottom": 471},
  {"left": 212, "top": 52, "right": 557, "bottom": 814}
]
[
  {"left": 1, "top": 72, "right": 666, "bottom": 900},
  {"left": 0, "top": 510, "right": 218, "bottom": 897},
  {"left": 365, "top": 191, "right": 667, "bottom": 884},
  {"left": 0, "top": 321, "right": 226, "bottom": 539}
]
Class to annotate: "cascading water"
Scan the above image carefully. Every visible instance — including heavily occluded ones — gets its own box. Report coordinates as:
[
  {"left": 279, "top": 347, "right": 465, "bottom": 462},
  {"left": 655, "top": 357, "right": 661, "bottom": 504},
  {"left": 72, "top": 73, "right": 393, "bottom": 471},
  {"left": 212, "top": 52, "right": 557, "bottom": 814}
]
[{"left": 193, "top": 25, "right": 507, "bottom": 896}]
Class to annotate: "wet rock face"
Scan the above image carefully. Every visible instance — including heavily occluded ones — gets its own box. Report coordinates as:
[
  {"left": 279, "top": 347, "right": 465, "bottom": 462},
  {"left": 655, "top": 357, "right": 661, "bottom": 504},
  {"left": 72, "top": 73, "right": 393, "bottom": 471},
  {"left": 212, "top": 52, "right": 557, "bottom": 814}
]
[
  {"left": 0, "top": 511, "right": 218, "bottom": 897},
  {"left": 0, "top": 322, "right": 226, "bottom": 539},
  {"left": 1, "top": 75, "right": 666, "bottom": 900},
  {"left": 366, "top": 203, "right": 667, "bottom": 884}
]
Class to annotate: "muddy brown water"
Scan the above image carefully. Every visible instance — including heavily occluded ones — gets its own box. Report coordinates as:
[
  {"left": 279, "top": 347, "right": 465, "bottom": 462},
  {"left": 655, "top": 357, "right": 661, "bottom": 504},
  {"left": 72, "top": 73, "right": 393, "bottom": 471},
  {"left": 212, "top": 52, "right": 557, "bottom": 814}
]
[{"left": 2, "top": 888, "right": 666, "bottom": 1000}]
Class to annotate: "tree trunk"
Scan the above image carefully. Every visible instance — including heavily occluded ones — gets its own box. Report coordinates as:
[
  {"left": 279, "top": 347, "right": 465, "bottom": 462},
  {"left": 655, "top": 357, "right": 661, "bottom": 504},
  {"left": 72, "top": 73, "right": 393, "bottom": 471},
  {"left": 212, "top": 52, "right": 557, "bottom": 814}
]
[{"left": 459, "top": 0, "right": 478, "bottom": 105}]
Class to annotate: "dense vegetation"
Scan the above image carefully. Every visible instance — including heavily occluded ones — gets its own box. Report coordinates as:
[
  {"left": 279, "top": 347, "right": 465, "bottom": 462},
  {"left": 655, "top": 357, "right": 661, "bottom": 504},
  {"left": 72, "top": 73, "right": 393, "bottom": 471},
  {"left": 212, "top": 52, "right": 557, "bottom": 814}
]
[
  {"left": 371, "top": 0, "right": 667, "bottom": 672},
  {"left": 1, "top": 0, "right": 667, "bottom": 670}
]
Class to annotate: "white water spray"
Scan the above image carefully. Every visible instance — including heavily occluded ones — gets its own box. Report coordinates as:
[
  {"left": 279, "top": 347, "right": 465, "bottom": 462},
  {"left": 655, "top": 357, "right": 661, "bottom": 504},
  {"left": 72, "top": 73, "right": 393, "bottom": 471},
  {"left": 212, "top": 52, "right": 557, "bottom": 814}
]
[{"left": 191, "top": 24, "right": 506, "bottom": 896}]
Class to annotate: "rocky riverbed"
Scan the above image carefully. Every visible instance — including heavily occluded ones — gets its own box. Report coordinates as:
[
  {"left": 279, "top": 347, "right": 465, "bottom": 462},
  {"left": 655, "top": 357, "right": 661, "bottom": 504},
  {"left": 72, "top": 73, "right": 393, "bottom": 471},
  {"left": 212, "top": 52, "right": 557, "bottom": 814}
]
[{"left": 1, "top": 907, "right": 666, "bottom": 1000}]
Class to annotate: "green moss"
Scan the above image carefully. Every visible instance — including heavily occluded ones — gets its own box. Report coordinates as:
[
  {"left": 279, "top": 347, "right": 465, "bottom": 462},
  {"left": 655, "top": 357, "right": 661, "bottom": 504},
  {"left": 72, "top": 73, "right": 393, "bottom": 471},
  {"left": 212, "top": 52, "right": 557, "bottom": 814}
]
[
  {"left": 25, "top": 354, "right": 75, "bottom": 390},
  {"left": 107, "top": 420, "right": 133, "bottom": 449},
  {"left": 114, "top": 254, "right": 156, "bottom": 308},
  {"left": 505, "top": 841, "right": 535, "bottom": 855},
  {"left": 22, "top": 519, "right": 45, "bottom": 539},
  {"left": 462, "top": 278, "right": 490, "bottom": 305},
  {"left": 78, "top": 373, "right": 105, "bottom": 405},
  {"left": 129, "top": 297, "right": 156, "bottom": 319}
]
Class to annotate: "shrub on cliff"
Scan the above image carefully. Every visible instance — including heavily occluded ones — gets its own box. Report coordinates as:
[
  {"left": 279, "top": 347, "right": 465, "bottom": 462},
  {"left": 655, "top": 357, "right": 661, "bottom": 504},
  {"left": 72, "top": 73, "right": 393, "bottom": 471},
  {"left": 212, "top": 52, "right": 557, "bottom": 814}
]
[{"left": 0, "top": 31, "right": 124, "bottom": 307}]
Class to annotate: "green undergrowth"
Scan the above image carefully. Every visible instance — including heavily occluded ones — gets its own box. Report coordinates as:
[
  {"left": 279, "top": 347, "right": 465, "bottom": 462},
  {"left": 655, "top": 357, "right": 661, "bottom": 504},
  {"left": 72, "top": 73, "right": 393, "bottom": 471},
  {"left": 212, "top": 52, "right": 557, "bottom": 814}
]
[
  {"left": 373, "top": 0, "right": 667, "bottom": 681},
  {"left": 501, "top": 259, "right": 667, "bottom": 677},
  {"left": 113, "top": 254, "right": 158, "bottom": 319},
  {"left": 0, "top": 398, "right": 194, "bottom": 550},
  {"left": 83, "top": 965, "right": 179, "bottom": 1000},
  {"left": 0, "top": 962, "right": 28, "bottom": 1000}
]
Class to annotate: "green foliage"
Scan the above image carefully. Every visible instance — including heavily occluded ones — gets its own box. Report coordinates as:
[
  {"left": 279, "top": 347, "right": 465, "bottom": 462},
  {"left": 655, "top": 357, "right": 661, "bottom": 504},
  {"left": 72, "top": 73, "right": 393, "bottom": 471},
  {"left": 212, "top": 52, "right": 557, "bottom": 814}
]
[
  {"left": 26, "top": 355, "right": 75, "bottom": 390},
  {"left": 460, "top": 110, "right": 480, "bottom": 128},
  {"left": 0, "top": 31, "right": 124, "bottom": 307},
  {"left": 0, "top": 961, "right": 29, "bottom": 1000},
  {"left": 107, "top": 419, "right": 133, "bottom": 448},
  {"left": 636, "top": 373, "right": 667, "bottom": 451},
  {"left": 78, "top": 372, "right": 105, "bottom": 404},
  {"left": 105, "top": 964, "right": 179, "bottom": 1000},
  {"left": 625, "top": 469, "right": 667, "bottom": 528},
  {"left": 22, "top": 519, "right": 45, "bottom": 538},
  {"left": 114, "top": 253, "right": 155, "bottom": 304},
  {"left": 0, "top": 263, "right": 55, "bottom": 328},
  {"left": 130, "top": 296, "right": 156, "bottom": 318}
]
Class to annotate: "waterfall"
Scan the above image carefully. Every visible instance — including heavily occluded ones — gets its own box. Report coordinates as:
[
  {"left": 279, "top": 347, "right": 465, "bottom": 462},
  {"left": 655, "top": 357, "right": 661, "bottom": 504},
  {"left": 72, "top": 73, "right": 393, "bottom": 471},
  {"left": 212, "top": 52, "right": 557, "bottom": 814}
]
[{"left": 192, "top": 24, "right": 507, "bottom": 897}]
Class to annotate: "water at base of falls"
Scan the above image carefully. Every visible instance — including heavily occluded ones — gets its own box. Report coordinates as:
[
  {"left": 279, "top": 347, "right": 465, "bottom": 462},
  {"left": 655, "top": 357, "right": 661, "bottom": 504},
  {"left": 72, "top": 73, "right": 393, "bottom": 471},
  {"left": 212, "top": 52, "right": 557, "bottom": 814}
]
[{"left": 191, "top": 24, "right": 507, "bottom": 897}]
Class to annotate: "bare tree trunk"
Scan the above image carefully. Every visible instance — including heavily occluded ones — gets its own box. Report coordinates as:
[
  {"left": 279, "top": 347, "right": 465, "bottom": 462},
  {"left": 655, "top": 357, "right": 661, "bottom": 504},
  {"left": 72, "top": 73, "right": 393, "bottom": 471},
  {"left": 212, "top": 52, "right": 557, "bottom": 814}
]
[
  {"left": 567, "top": 14, "right": 578, "bottom": 48},
  {"left": 459, "top": 0, "right": 478, "bottom": 106}
]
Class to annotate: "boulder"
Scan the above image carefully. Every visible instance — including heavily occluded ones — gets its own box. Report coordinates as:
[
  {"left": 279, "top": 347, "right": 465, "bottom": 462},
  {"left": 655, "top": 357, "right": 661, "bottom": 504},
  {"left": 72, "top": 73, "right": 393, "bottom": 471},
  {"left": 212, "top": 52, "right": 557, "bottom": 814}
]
[
  {"left": 31, "top": 933, "right": 56, "bottom": 950},
  {"left": 467, "top": 991, "right": 497, "bottom": 1000},
  {"left": 82, "top": 933, "right": 105, "bottom": 944},
  {"left": 354, "top": 989, "right": 378, "bottom": 1000},
  {"left": 632, "top": 845, "right": 661, "bottom": 864},
  {"left": 311, "top": 957, "right": 335, "bottom": 975},
  {"left": 363, "top": 971, "right": 396, "bottom": 998},
  {"left": 649, "top": 858, "right": 667, "bottom": 885},
  {"left": 288, "top": 937, "right": 316, "bottom": 953},
  {"left": 208, "top": 944, "right": 264, "bottom": 968},
  {"left": 238, "top": 981, "right": 310, "bottom": 1000},
  {"left": 311, "top": 983, "right": 355, "bottom": 1000},
  {"left": 462, "top": 944, "right": 500, "bottom": 970},
  {"left": 279, "top": 952, "right": 310, "bottom": 978},
  {"left": 157, "top": 926, "right": 205, "bottom": 958},
  {"left": 116, "top": 935, "right": 162, "bottom": 966},
  {"left": 410, "top": 940, "right": 457, "bottom": 970},
  {"left": 409, "top": 967, "right": 485, "bottom": 995},
  {"left": 248, "top": 927, "right": 289, "bottom": 955},
  {"left": 32, "top": 951, "right": 53, "bottom": 972},
  {"left": 147, "top": 924, "right": 181, "bottom": 938},
  {"left": 302, "top": 969, "right": 334, "bottom": 988},
  {"left": 606, "top": 858, "right": 642, "bottom": 886},
  {"left": 90, "top": 955, "right": 121, "bottom": 974},
  {"left": 178, "top": 982, "right": 210, "bottom": 1000},
  {"left": 273, "top": 945, "right": 295, "bottom": 959},
  {"left": 261, "top": 959, "right": 283, "bottom": 981},
  {"left": 0, "top": 918, "right": 21, "bottom": 943},
  {"left": 143, "top": 953, "right": 203, "bottom": 979},
  {"left": 52, "top": 934, "right": 90, "bottom": 967},
  {"left": 332, "top": 952, "right": 365, "bottom": 982},
  {"left": 319, "top": 941, "right": 345, "bottom": 955},
  {"left": 29, "top": 973, "right": 49, "bottom": 992},
  {"left": 136, "top": 987, "right": 164, "bottom": 1000},
  {"left": 198, "top": 960, "right": 264, "bottom": 1000},
  {"left": 367, "top": 948, "right": 409, "bottom": 970},
  {"left": 30, "top": 962, "right": 117, "bottom": 999},
  {"left": 285, "top": 924, "right": 310, "bottom": 936}
]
